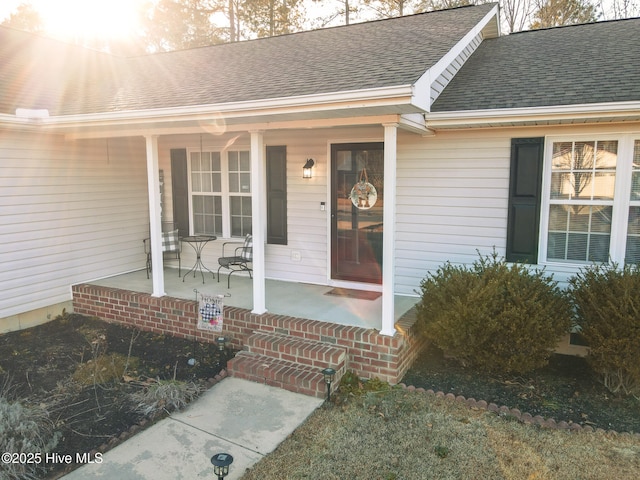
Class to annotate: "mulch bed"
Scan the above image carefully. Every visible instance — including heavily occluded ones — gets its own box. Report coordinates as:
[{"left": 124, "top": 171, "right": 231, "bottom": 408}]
[
  {"left": 401, "top": 346, "right": 640, "bottom": 434},
  {"left": 3, "top": 314, "right": 639, "bottom": 478},
  {"left": 0, "top": 314, "right": 226, "bottom": 479}
]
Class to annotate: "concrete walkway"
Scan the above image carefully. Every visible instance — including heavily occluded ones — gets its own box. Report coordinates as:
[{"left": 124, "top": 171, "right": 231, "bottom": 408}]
[{"left": 63, "top": 377, "right": 323, "bottom": 479}]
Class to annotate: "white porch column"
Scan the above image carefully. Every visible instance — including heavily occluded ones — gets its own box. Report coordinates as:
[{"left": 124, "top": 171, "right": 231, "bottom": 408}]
[
  {"left": 381, "top": 123, "right": 398, "bottom": 336},
  {"left": 250, "top": 130, "right": 267, "bottom": 314},
  {"left": 145, "top": 135, "right": 165, "bottom": 297}
]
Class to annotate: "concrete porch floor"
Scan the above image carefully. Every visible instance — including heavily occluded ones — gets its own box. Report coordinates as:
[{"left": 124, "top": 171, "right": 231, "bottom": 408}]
[{"left": 87, "top": 268, "right": 419, "bottom": 331}]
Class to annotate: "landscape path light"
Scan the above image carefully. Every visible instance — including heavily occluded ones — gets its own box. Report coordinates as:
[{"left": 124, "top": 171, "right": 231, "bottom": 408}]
[
  {"left": 211, "top": 452, "right": 233, "bottom": 480},
  {"left": 321, "top": 367, "right": 336, "bottom": 402},
  {"left": 216, "top": 336, "right": 228, "bottom": 368}
]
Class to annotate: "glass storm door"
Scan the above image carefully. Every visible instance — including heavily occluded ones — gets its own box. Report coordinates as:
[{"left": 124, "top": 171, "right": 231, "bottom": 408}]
[{"left": 331, "top": 143, "right": 384, "bottom": 284}]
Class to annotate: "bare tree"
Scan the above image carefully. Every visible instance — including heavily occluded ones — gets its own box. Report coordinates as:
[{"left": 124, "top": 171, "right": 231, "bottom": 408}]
[
  {"left": 501, "top": 0, "right": 536, "bottom": 32},
  {"left": 241, "top": 0, "right": 307, "bottom": 37},
  {"left": 141, "top": 0, "right": 227, "bottom": 51},
  {"left": 530, "top": 0, "right": 599, "bottom": 29},
  {"left": 361, "top": 0, "right": 421, "bottom": 18},
  {"left": 310, "top": 0, "right": 362, "bottom": 26},
  {"left": 598, "top": 0, "right": 640, "bottom": 19},
  {"left": 2, "top": 3, "right": 44, "bottom": 33}
]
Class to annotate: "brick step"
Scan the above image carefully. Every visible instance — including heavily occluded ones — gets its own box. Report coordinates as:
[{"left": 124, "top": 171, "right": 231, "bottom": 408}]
[
  {"left": 244, "top": 331, "right": 347, "bottom": 369},
  {"left": 227, "top": 351, "right": 346, "bottom": 399}
]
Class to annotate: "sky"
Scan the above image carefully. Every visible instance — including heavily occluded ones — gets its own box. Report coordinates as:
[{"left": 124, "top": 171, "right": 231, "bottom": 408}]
[
  {"left": 0, "top": 0, "right": 346, "bottom": 42},
  {"left": 0, "top": 0, "right": 151, "bottom": 41}
]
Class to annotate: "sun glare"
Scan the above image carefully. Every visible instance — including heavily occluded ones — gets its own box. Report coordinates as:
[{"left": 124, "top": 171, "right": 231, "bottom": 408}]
[{"left": 37, "top": 0, "right": 144, "bottom": 42}]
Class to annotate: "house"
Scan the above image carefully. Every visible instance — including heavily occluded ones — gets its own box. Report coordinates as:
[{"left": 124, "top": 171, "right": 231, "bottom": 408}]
[{"left": 1, "top": 4, "right": 639, "bottom": 395}]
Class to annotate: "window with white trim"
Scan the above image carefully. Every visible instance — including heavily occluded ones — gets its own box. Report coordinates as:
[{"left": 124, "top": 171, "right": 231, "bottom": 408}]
[
  {"left": 541, "top": 135, "right": 640, "bottom": 265},
  {"left": 625, "top": 140, "right": 640, "bottom": 263},
  {"left": 188, "top": 148, "right": 251, "bottom": 237},
  {"left": 228, "top": 151, "right": 252, "bottom": 237}
]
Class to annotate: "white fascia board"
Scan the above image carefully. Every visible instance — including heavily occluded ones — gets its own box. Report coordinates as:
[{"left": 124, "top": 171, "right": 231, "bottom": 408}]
[
  {"left": 0, "top": 114, "right": 48, "bottom": 132},
  {"left": 398, "top": 113, "right": 434, "bottom": 135},
  {"left": 31, "top": 85, "right": 416, "bottom": 129},
  {"left": 0, "top": 113, "right": 30, "bottom": 125},
  {"left": 411, "top": 4, "right": 500, "bottom": 113},
  {"left": 426, "top": 101, "right": 640, "bottom": 128}
]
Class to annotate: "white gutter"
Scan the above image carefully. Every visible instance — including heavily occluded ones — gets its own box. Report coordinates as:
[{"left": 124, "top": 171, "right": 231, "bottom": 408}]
[
  {"left": 2, "top": 85, "right": 416, "bottom": 130},
  {"left": 426, "top": 101, "right": 640, "bottom": 128},
  {"left": 15, "top": 108, "right": 50, "bottom": 119}
]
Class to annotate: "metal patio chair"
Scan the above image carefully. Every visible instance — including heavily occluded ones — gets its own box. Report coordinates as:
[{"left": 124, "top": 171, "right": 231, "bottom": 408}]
[
  {"left": 217, "top": 234, "right": 253, "bottom": 288},
  {"left": 144, "top": 222, "right": 182, "bottom": 278}
]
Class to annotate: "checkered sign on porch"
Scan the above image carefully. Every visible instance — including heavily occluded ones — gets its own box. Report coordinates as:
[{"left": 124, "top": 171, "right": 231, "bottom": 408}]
[{"left": 197, "top": 294, "right": 223, "bottom": 332}]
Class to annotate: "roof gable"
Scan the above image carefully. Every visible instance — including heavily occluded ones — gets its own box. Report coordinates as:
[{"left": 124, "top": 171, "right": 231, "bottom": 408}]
[{"left": 432, "top": 18, "right": 640, "bottom": 112}]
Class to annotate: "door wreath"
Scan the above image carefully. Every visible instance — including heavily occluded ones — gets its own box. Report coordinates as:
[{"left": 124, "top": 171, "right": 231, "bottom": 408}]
[{"left": 350, "top": 167, "right": 377, "bottom": 210}]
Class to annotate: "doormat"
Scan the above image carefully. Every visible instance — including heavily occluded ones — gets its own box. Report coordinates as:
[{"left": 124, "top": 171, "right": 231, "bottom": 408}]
[{"left": 325, "top": 288, "right": 381, "bottom": 301}]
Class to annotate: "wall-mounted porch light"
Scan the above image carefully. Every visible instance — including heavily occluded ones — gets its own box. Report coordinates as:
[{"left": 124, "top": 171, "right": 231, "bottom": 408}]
[{"left": 303, "top": 158, "right": 315, "bottom": 178}]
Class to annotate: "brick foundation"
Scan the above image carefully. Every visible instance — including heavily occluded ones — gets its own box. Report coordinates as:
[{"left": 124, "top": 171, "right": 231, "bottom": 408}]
[{"left": 72, "top": 283, "right": 425, "bottom": 386}]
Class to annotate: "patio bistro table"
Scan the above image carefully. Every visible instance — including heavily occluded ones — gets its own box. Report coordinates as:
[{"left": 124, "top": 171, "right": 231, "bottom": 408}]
[{"left": 181, "top": 235, "right": 217, "bottom": 283}]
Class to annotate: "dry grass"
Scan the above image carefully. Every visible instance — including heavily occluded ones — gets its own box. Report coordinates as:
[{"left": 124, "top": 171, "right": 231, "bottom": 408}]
[
  {"left": 129, "top": 379, "right": 203, "bottom": 416},
  {"left": 241, "top": 388, "right": 640, "bottom": 480},
  {"left": 72, "top": 353, "right": 139, "bottom": 385}
]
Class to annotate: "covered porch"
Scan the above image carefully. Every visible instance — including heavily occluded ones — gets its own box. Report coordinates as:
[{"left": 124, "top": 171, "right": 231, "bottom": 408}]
[
  {"left": 73, "top": 270, "right": 425, "bottom": 396},
  {"left": 87, "top": 269, "right": 420, "bottom": 332}
]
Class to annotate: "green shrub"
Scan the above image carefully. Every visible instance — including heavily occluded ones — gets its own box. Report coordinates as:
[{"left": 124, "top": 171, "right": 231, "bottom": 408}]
[
  {"left": 416, "top": 251, "right": 572, "bottom": 374},
  {"left": 568, "top": 262, "right": 640, "bottom": 398},
  {"left": 0, "top": 396, "right": 60, "bottom": 480}
]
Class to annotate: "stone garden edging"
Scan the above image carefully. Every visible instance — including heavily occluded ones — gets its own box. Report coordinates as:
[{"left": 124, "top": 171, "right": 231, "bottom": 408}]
[{"left": 399, "top": 383, "right": 640, "bottom": 439}]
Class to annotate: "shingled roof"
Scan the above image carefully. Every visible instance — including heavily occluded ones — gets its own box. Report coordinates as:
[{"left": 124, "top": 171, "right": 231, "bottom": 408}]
[
  {"left": 432, "top": 17, "right": 640, "bottom": 112},
  {"left": 0, "top": 4, "right": 496, "bottom": 117}
]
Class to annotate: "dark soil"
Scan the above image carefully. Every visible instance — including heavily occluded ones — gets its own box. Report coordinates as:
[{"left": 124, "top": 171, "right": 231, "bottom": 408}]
[
  {"left": 0, "top": 314, "right": 226, "bottom": 479},
  {"left": 3, "top": 315, "right": 639, "bottom": 477},
  {"left": 401, "top": 346, "right": 640, "bottom": 434}
]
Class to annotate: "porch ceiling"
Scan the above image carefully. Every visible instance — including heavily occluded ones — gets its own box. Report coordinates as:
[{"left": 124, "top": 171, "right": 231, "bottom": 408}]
[{"left": 86, "top": 269, "right": 419, "bottom": 332}]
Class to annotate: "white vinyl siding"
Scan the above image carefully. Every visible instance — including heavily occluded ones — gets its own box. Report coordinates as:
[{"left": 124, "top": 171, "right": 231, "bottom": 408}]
[
  {"left": 395, "top": 129, "right": 509, "bottom": 295},
  {"left": 261, "top": 130, "right": 333, "bottom": 285},
  {"left": 181, "top": 127, "right": 640, "bottom": 296},
  {"left": 0, "top": 133, "right": 148, "bottom": 319},
  {"left": 160, "top": 131, "right": 336, "bottom": 286}
]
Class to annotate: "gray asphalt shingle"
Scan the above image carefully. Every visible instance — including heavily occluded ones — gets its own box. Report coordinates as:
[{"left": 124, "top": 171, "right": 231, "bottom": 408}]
[
  {"left": 1, "top": 4, "right": 496, "bottom": 116},
  {"left": 432, "top": 18, "right": 640, "bottom": 112},
  {"left": 3, "top": 5, "right": 636, "bottom": 119}
]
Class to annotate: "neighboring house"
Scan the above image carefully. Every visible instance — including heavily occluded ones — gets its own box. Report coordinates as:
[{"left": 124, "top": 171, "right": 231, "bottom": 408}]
[{"left": 1, "top": 3, "right": 639, "bottom": 342}]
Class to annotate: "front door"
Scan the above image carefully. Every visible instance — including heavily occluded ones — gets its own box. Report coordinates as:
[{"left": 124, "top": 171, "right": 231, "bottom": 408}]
[{"left": 331, "top": 143, "right": 384, "bottom": 284}]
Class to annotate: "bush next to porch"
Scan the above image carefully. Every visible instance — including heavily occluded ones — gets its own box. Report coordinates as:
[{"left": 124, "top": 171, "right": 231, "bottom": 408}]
[
  {"left": 568, "top": 262, "right": 640, "bottom": 399},
  {"left": 416, "top": 252, "right": 572, "bottom": 374}
]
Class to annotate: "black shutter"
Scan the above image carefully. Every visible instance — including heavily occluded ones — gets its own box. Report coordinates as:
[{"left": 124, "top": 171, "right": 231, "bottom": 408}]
[
  {"left": 266, "top": 146, "right": 287, "bottom": 245},
  {"left": 506, "top": 138, "right": 545, "bottom": 263},
  {"left": 170, "top": 149, "right": 190, "bottom": 238}
]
